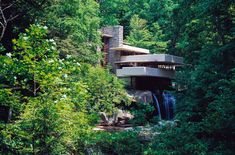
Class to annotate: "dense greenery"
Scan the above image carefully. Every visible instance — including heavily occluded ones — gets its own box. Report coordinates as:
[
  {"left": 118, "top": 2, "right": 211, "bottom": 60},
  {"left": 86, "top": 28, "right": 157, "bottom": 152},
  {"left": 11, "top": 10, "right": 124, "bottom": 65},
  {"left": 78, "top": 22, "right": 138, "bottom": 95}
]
[
  {"left": 100, "top": 0, "right": 235, "bottom": 154},
  {"left": 0, "top": 15, "right": 127, "bottom": 154},
  {"left": 0, "top": 0, "right": 234, "bottom": 154},
  {"left": 91, "top": 131, "right": 144, "bottom": 155}
]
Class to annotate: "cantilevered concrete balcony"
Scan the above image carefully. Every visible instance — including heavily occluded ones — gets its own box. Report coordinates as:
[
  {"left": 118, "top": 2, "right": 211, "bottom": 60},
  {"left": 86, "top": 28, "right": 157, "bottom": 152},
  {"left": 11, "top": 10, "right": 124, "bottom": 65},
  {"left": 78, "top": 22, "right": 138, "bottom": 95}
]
[
  {"left": 116, "top": 67, "right": 175, "bottom": 79},
  {"left": 116, "top": 54, "right": 183, "bottom": 65},
  {"left": 110, "top": 45, "right": 150, "bottom": 54}
]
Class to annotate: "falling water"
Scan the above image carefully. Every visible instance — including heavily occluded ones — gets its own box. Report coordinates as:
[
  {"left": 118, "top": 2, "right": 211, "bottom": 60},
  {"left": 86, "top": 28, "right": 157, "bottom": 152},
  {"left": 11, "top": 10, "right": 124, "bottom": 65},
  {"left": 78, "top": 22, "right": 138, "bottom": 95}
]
[
  {"left": 152, "top": 93, "right": 162, "bottom": 120},
  {"left": 162, "top": 92, "right": 176, "bottom": 120},
  {"left": 162, "top": 92, "right": 170, "bottom": 119},
  {"left": 152, "top": 92, "right": 176, "bottom": 120}
]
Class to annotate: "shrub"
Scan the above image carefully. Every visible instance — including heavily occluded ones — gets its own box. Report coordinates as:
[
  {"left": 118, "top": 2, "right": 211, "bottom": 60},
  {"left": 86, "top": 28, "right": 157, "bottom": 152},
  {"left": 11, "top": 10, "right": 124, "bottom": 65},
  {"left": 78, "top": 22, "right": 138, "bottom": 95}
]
[
  {"left": 130, "top": 102, "right": 158, "bottom": 126},
  {"left": 79, "top": 64, "right": 130, "bottom": 114},
  {"left": 91, "top": 131, "right": 144, "bottom": 155}
]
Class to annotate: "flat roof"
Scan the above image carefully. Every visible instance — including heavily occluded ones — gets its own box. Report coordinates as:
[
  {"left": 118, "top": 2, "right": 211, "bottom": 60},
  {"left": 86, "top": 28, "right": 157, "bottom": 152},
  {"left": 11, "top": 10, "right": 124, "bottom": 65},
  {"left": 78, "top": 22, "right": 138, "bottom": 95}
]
[
  {"left": 116, "top": 67, "right": 175, "bottom": 79},
  {"left": 115, "top": 54, "right": 183, "bottom": 65},
  {"left": 110, "top": 45, "right": 150, "bottom": 54},
  {"left": 102, "top": 33, "right": 113, "bottom": 38}
]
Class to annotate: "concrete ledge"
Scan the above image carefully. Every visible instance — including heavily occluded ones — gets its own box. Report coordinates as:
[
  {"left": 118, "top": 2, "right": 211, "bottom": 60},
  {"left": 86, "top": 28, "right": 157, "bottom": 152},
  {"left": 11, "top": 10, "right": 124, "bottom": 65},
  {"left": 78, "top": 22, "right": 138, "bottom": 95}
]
[
  {"left": 110, "top": 45, "right": 150, "bottom": 54},
  {"left": 102, "top": 34, "right": 113, "bottom": 38},
  {"left": 116, "top": 67, "right": 175, "bottom": 79},
  {"left": 116, "top": 54, "right": 183, "bottom": 65}
]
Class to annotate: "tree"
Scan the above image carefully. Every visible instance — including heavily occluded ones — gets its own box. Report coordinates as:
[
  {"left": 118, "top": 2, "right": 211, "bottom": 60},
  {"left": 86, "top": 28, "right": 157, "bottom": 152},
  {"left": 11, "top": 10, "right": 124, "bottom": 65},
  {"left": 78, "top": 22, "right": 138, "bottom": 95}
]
[
  {"left": 99, "top": 0, "right": 130, "bottom": 27},
  {"left": 125, "top": 15, "right": 154, "bottom": 50},
  {"left": 0, "top": 23, "right": 131, "bottom": 154},
  {"left": 147, "top": 0, "right": 235, "bottom": 154},
  {"left": 79, "top": 64, "right": 130, "bottom": 114},
  {"left": 39, "top": 0, "right": 101, "bottom": 64},
  {"left": 0, "top": 24, "right": 89, "bottom": 154},
  {"left": 0, "top": 0, "right": 18, "bottom": 41}
]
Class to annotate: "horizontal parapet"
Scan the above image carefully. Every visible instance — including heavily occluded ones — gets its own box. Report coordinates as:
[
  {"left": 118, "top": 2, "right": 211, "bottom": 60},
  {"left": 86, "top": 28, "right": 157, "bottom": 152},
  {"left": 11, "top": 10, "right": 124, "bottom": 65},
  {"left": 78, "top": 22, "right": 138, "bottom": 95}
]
[
  {"left": 110, "top": 45, "right": 150, "bottom": 54},
  {"left": 102, "top": 33, "right": 113, "bottom": 38},
  {"left": 116, "top": 67, "right": 175, "bottom": 79},
  {"left": 116, "top": 54, "right": 183, "bottom": 65}
]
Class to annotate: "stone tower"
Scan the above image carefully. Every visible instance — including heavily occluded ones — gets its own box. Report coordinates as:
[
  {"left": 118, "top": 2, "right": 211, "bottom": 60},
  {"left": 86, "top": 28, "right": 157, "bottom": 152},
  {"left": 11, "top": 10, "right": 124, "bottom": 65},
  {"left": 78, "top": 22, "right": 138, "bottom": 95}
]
[{"left": 101, "top": 26, "right": 123, "bottom": 72}]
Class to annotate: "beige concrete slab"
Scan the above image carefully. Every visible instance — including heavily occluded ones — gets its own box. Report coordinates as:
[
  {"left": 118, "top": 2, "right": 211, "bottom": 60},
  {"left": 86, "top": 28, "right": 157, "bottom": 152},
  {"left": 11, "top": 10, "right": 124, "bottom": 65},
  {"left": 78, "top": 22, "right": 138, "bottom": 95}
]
[
  {"left": 116, "top": 67, "right": 175, "bottom": 79},
  {"left": 110, "top": 45, "right": 150, "bottom": 54},
  {"left": 116, "top": 54, "right": 183, "bottom": 65}
]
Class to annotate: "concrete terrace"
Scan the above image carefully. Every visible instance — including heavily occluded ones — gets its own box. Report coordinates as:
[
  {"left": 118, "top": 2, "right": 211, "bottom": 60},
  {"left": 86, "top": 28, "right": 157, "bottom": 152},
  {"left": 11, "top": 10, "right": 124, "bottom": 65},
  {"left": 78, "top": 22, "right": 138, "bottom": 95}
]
[{"left": 101, "top": 25, "right": 183, "bottom": 90}]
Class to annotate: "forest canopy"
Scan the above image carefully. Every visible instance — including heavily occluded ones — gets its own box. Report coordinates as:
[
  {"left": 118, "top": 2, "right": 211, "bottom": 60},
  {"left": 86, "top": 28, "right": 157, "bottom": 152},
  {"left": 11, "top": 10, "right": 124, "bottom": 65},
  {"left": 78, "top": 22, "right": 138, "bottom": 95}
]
[{"left": 0, "top": 0, "right": 235, "bottom": 154}]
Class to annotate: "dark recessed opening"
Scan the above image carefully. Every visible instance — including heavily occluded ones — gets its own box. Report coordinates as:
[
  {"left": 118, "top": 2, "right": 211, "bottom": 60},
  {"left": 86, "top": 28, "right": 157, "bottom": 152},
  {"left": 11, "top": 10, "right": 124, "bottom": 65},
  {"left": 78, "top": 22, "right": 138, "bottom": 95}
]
[{"left": 0, "top": 105, "right": 12, "bottom": 123}]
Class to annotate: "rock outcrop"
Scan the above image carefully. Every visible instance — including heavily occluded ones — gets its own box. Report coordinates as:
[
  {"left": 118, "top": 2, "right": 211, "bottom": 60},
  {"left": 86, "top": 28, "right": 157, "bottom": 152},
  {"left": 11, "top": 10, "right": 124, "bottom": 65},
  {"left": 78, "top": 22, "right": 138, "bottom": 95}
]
[
  {"left": 127, "top": 90, "right": 153, "bottom": 103},
  {"left": 99, "top": 109, "right": 134, "bottom": 126}
]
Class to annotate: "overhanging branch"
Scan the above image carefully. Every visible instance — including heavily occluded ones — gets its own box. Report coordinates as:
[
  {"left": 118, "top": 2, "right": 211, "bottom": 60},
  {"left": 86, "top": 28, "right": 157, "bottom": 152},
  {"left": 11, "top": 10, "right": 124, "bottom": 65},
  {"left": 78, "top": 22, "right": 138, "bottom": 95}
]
[{"left": 0, "top": 1, "right": 18, "bottom": 41}]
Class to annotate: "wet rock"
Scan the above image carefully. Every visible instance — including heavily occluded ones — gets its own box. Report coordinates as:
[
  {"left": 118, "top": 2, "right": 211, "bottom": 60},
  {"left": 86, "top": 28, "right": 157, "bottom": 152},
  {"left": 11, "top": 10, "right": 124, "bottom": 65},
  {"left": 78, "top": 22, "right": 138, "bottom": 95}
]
[
  {"left": 99, "top": 109, "right": 134, "bottom": 126},
  {"left": 127, "top": 90, "right": 153, "bottom": 103},
  {"left": 113, "top": 109, "right": 134, "bottom": 124}
]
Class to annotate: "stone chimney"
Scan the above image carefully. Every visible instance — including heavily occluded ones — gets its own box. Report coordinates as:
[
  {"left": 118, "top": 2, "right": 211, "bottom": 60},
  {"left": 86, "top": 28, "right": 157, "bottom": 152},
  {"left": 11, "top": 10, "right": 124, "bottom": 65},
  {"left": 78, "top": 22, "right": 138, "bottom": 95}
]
[
  {"left": 101, "top": 26, "right": 123, "bottom": 72},
  {"left": 101, "top": 25, "right": 123, "bottom": 47}
]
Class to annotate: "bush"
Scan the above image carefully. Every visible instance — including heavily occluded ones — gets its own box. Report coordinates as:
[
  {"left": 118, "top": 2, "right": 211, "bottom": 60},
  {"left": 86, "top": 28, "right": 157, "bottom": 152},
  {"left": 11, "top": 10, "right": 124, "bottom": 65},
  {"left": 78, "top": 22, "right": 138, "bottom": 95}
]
[
  {"left": 144, "top": 123, "right": 208, "bottom": 155},
  {"left": 130, "top": 102, "right": 158, "bottom": 126},
  {"left": 91, "top": 131, "right": 144, "bottom": 155},
  {"left": 0, "top": 24, "right": 131, "bottom": 154},
  {"left": 79, "top": 64, "right": 130, "bottom": 114}
]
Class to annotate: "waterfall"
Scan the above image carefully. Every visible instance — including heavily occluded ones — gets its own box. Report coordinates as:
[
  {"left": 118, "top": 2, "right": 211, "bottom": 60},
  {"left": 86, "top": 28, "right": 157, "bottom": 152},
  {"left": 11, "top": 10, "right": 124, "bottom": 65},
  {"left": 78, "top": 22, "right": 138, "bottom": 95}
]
[
  {"left": 162, "top": 92, "right": 170, "bottom": 120},
  {"left": 152, "top": 93, "right": 162, "bottom": 120},
  {"left": 152, "top": 91, "right": 176, "bottom": 120},
  {"left": 162, "top": 92, "right": 176, "bottom": 120}
]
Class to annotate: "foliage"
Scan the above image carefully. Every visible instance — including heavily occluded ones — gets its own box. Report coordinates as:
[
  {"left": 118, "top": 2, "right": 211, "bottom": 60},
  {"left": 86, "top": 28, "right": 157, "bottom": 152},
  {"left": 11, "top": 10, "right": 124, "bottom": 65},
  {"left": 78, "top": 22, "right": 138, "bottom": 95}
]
[
  {"left": 0, "top": 89, "right": 22, "bottom": 120},
  {"left": 99, "top": 0, "right": 130, "bottom": 27},
  {"left": 79, "top": 64, "right": 130, "bottom": 114},
  {"left": 0, "top": 0, "right": 234, "bottom": 154},
  {"left": 91, "top": 131, "right": 143, "bottom": 155},
  {"left": 150, "top": 22, "right": 168, "bottom": 53},
  {"left": 0, "top": 23, "right": 131, "bottom": 154},
  {"left": 155, "top": 0, "right": 235, "bottom": 154},
  {"left": 40, "top": 0, "right": 101, "bottom": 64},
  {"left": 126, "top": 15, "right": 154, "bottom": 50},
  {"left": 145, "top": 123, "right": 209, "bottom": 155},
  {"left": 0, "top": 24, "right": 85, "bottom": 154},
  {"left": 129, "top": 101, "right": 157, "bottom": 126},
  {"left": 126, "top": 14, "right": 168, "bottom": 53},
  {"left": 1, "top": 0, "right": 101, "bottom": 64},
  {"left": 100, "top": 0, "right": 174, "bottom": 53},
  {"left": 101, "top": 0, "right": 235, "bottom": 154}
]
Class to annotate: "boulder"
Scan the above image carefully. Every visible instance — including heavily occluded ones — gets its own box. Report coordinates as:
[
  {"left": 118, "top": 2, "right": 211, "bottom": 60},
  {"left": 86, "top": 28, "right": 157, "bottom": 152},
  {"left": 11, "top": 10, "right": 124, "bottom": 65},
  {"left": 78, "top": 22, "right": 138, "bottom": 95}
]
[
  {"left": 99, "top": 109, "right": 134, "bottom": 126},
  {"left": 113, "top": 109, "right": 134, "bottom": 124},
  {"left": 127, "top": 90, "right": 153, "bottom": 103}
]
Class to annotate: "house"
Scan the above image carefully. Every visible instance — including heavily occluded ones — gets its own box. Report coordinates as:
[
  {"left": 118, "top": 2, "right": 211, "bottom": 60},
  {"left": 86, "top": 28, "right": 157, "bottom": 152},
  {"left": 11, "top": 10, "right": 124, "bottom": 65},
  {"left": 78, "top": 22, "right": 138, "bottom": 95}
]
[
  {"left": 101, "top": 26, "right": 183, "bottom": 120},
  {"left": 101, "top": 26, "right": 183, "bottom": 90}
]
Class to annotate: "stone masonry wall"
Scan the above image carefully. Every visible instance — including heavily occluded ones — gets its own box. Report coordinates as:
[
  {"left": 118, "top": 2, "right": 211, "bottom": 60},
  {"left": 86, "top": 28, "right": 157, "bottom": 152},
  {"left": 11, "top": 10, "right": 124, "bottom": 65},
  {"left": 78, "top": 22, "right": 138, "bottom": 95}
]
[{"left": 101, "top": 26, "right": 123, "bottom": 72}]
